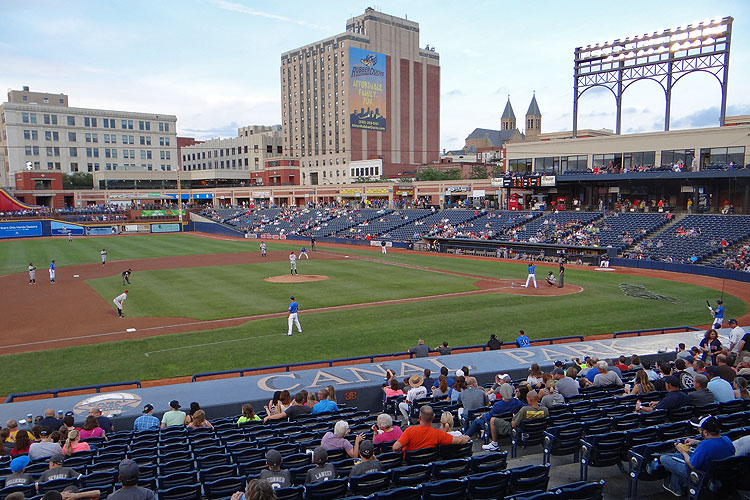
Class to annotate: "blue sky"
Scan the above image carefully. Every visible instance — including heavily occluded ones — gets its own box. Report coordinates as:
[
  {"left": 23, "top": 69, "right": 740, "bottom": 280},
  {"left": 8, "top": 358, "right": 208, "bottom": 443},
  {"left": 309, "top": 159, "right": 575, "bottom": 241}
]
[{"left": 1, "top": 0, "right": 748, "bottom": 151}]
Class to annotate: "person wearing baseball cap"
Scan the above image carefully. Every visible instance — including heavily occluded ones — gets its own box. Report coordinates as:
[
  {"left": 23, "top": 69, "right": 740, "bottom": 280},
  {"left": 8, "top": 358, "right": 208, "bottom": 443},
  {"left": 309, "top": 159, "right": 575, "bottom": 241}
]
[
  {"left": 133, "top": 404, "right": 160, "bottom": 431},
  {"left": 28, "top": 427, "right": 62, "bottom": 461},
  {"left": 108, "top": 459, "right": 156, "bottom": 500},
  {"left": 350, "top": 439, "right": 383, "bottom": 477},
  {"left": 636, "top": 375, "right": 689, "bottom": 413},
  {"left": 658, "top": 415, "right": 735, "bottom": 496},
  {"left": 305, "top": 447, "right": 336, "bottom": 484},
  {"left": 398, "top": 374, "right": 427, "bottom": 425},
  {"left": 161, "top": 400, "right": 186, "bottom": 428},
  {"left": 38, "top": 453, "right": 81, "bottom": 483},
  {"left": 704, "top": 365, "right": 735, "bottom": 403},
  {"left": 5, "top": 456, "right": 33, "bottom": 486},
  {"left": 257, "top": 449, "right": 291, "bottom": 489}
]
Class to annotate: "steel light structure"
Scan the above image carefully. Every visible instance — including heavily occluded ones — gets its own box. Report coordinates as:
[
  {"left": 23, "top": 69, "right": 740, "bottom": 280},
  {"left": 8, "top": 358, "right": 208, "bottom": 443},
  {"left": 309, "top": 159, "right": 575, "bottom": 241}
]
[{"left": 573, "top": 17, "right": 733, "bottom": 137}]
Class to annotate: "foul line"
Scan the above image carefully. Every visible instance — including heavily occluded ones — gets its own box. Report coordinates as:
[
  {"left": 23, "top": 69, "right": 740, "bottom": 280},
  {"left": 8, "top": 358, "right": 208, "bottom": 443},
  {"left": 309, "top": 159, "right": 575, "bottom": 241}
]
[{"left": 144, "top": 333, "right": 284, "bottom": 357}]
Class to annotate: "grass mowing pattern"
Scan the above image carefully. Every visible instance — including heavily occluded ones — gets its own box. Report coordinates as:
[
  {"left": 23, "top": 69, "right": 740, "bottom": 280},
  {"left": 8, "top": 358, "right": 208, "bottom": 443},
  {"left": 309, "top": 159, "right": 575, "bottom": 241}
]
[{"left": 0, "top": 233, "right": 746, "bottom": 394}]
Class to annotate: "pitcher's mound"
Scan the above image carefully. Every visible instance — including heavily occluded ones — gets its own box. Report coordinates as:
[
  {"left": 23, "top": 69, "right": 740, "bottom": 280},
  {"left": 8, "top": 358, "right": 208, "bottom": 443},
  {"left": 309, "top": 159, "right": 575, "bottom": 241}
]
[{"left": 264, "top": 274, "right": 330, "bottom": 283}]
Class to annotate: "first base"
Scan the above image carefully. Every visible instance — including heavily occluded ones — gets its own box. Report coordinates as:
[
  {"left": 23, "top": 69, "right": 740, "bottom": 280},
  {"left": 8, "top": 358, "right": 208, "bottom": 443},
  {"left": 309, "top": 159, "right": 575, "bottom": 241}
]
[
  {"left": 73, "top": 274, "right": 80, "bottom": 278},
  {"left": 126, "top": 328, "right": 137, "bottom": 332}
]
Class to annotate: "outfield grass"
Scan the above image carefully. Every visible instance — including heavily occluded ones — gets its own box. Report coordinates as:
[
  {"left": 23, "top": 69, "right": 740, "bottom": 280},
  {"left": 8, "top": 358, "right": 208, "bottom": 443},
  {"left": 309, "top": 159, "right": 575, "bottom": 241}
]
[{"left": 1, "top": 233, "right": 746, "bottom": 394}]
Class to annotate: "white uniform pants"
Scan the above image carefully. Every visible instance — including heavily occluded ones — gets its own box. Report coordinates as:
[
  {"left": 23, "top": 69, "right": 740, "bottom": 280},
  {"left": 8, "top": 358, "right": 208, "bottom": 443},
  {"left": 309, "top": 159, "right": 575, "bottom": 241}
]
[
  {"left": 299, "top": 252, "right": 309, "bottom": 259},
  {"left": 382, "top": 246, "right": 387, "bottom": 254},
  {"left": 288, "top": 313, "right": 302, "bottom": 335},
  {"left": 49, "top": 269, "right": 56, "bottom": 281},
  {"left": 524, "top": 274, "right": 537, "bottom": 288},
  {"left": 601, "top": 260, "right": 609, "bottom": 268},
  {"left": 398, "top": 401, "right": 411, "bottom": 422}
]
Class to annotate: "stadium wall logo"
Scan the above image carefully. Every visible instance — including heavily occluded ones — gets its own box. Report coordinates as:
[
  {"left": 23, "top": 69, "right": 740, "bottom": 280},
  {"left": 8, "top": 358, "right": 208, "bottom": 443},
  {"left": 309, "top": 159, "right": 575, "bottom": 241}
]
[
  {"left": 619, "top": 284, "right": 678, "bottom": 303},
  {"left": 72, "top": 392, "right": 142, "bottom": 417}
]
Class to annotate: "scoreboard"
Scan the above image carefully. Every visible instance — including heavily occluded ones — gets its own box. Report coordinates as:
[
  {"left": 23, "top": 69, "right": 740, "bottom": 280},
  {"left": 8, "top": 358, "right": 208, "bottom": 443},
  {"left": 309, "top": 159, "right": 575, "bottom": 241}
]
[{"left": 510, "top": 177, "right": 542, "bottom": 188}]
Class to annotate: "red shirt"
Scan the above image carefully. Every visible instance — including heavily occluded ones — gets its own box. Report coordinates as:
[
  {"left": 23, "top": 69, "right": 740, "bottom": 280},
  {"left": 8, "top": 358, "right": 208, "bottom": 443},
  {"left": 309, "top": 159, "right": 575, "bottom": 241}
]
[{"left": 396, "top": 424, "right": 454, "bottom": 451}]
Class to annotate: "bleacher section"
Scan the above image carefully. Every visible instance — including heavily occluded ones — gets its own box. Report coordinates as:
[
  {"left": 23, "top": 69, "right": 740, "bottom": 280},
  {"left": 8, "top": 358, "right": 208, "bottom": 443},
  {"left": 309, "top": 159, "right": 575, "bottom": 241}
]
[
  {"left": 388, "top": 210, "right": 483, "bottom": 242},
  {"left": 514, "top": 212, "right": 604, "bottom": 244},
  {"left": 307, "top": 209, "right": 382, "bottom": 238},
  {"left": 594, "top": 213, "right": 670, "bottom": 251},
  {"left": 434, "top": 211, "right": 541, "bottom": 240},
  {"left": 704, "top": 238, "right": 750, "bottom": 271},
  {"left": 634, "top": 214, "right": 750, "bottom": 262},
  {"left": 337, "top": 210, "right": 432, "bottom": 240}
]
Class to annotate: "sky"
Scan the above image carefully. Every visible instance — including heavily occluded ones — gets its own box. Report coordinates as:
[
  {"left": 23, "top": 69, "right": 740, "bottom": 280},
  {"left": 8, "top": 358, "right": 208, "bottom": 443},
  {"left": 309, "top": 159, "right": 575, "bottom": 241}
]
[{"left": 1, "top": 0, "right": 749, "bottom": 152}]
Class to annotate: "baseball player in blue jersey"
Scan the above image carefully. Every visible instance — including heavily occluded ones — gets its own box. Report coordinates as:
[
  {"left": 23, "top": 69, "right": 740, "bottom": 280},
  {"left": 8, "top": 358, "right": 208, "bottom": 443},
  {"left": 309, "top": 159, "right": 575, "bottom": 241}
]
[
  {"left": 709, "top": 299, "right": 724, "bottom": 327},
  {"left": 522, "top": 262, "right": 537, "bottom": 288},
  {"left": 49, "top": 260, "right": 56, "bottom": 283},
  {"left": 299, "top": 246, "right": 309, "bottom": 259},
  {"left": 287, "top": 296, "right": 302, "bottom": 336}
]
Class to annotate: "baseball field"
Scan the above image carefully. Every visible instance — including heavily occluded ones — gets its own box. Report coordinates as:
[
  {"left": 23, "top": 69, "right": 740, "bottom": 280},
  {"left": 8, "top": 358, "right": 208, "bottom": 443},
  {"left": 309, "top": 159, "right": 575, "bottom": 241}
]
[{"left": 1, "top": 232, "right": 747, "bottom": 396}]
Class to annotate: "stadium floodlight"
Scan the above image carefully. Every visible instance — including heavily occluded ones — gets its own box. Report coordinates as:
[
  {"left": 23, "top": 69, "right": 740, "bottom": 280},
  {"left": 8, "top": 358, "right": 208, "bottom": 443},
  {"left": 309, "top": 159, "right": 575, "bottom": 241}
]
[{"left": 573, "top": 16, "right": 733, "bottom": 136}]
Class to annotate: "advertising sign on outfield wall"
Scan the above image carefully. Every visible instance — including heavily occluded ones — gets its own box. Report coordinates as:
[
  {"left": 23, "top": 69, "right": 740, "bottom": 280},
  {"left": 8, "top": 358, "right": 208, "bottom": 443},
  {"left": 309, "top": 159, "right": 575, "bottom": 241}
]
[
  {"left": 51, "top": 221, "right": 85, "bottom": 236},
  {"left": 349, "top": 47, "right": 387, "bottom": 132},
  {"left": 151, "top": 223, "right": 181, "bottom": 233},
  {"left": 86, "top": 226, "right": 117, "bottom": 236},
  {"left": 0, "top": 221, "right": 42, "bottom": 238},
  {"left": 141, "top": 209, "right": 186, "bottom": 217}
]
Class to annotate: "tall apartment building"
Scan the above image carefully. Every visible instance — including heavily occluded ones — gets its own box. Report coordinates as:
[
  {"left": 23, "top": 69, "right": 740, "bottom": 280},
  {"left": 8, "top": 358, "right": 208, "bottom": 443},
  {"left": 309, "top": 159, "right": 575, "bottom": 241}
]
[
  {"left": 180, "top": 125, "right": 283, "bottom": 184},
  {"left": 280, "top": 8, "right": 440, "bottom": 186},
  {"left": 0, "top": 87, "right": 177, "bottom": 189}
]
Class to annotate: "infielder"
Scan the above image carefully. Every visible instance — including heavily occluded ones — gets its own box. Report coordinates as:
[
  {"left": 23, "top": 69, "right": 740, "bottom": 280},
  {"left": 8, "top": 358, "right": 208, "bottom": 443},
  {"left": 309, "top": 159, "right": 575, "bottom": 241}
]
[
  {"left": 299, "top": 246, "right": 309, "bottom": 259},
  {"left": 522, "top": 262, "right": 537, "bottom": 288},
  {"left": 381, "top": 240, "right": 387, "bottom": 254},
  {"left": 122, "top": 268, "right": 132, "bottom": 285},
  {"left": 709, "top": 299, "right": 724, "bottom": 326},
  {"left": 68, "top": 231, "right": 72, "bottom": 242},
  {"left": 113, "top": 290, "right": 128, "bottom": 318},
  {"left": 260, "top": 242, "right": 267, "bottom": 258},
  {"left": 28, "top": 263, "right": 36, "bottom": 284},
  {"left": 101, "top": 248, "right": 107, "bottom": 265},
  {"left": 287, "top": 295, "right": 302, "bottom": 336},
  {"left": 289, "top": 252, "right": 298, "bottom": 275},
  {"left": 49, "top": 260, "right": 56, "bottom": 283}
]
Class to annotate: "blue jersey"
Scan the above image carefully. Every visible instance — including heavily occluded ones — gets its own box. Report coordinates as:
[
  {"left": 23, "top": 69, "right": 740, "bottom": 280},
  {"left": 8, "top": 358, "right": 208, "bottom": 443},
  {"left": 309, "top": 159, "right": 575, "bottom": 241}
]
[
  {"left": 50, "top": 262, "right": 55, "bottom": 270},
  {"left": 528, "top": 265, "right": 536, "bottom": 275},
  {"left": 516, "top": 335, "right": 531, "bottom": 348},
  {"left": 714, "top": 305, "right": 724, "bottom": 318},
  {"left": 289, "top": 301, "right": 299, "bottom": 314},
  {"left": 300, "top": 247, "right": 307, "bottom": 253}
]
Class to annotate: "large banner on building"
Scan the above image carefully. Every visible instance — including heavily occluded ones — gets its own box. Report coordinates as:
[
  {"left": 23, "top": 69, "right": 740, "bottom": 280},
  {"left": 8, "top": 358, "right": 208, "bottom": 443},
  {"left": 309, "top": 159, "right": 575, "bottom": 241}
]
[{"left": 349, "top": 47, "right": 387, "bottom": 132}]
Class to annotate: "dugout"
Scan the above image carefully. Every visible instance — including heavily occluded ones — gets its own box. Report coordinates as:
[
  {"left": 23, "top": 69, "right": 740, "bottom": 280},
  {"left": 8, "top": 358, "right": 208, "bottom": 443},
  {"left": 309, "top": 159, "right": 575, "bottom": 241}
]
[{"left": 427, "top": 237, "right": 611, "bottom": 265}]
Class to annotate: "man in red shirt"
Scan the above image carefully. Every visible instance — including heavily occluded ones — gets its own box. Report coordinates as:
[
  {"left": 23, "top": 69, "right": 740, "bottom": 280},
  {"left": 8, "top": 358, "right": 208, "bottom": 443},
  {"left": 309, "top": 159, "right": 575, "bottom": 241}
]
[{"left": 392, "top": 405, "right": 469, "bottom": 452}]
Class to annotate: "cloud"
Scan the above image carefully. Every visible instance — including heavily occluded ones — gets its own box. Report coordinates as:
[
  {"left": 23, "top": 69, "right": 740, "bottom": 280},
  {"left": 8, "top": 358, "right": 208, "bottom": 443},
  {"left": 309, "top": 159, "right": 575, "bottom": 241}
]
[
  {"left": 671, "top": 104, "right": 750, "bottom": 129},
  {"left": 180, "top": 122, "right": 241, "bottom": 139},
  {"left": 445, "top": 89, "right": 466, "bottom": 97},
  {"left": 625, "top": 126, "right": 646, "bottom": 134},
  {"left": 208, "top": 0, "right": 328, "bottom": 30},
  {"left": 462, "top": 49, "right": 480, "bottom": 58},
  {"left": 623, "top": 106, "right": 638, "bottom": 114},
  {"left": 493, "top": 87, "right": 510, "bottom": 96}
]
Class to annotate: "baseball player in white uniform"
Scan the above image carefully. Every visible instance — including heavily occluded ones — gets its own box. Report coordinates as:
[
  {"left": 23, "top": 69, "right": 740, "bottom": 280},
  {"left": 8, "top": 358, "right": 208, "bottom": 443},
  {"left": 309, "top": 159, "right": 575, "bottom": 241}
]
[
  {"left": 28, "top": 263, "right": 36, "bottom": 284},
  {"left": 113, "top": 290, "right": 128, "bottom": 318},
  {"left": 289, "top": 252, "right": 298, "bottom": 275},
  {"left": 101, "top": 248, "right": 107, "bottom": 265},
  {"left": 287, "top": 295, "right": 302, "bottom": 336},
  {"left": 260, "top": 242, "right": 267, "bottom": 258},
  {"left": 49, "top": 260, "right": 56, "bottom": 283}
]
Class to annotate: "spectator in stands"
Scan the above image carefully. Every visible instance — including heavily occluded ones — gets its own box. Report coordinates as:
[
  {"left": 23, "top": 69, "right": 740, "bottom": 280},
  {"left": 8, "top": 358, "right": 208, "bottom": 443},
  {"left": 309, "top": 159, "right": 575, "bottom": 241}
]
[
  {"left": 699, "top": 329, "right": 722, "bottom": 365},
  {"left": 372, "top": 413, "right": 402, "bottom": 445},
  {"left": 673, "top": 359, "right": 694, "bottom": 390},
  {"left": 187, "top": 410, "right": 213, "bottom": 429},
  {"left": 383, "top": 377, "right": 404, "bottom": 399},
  {"left": 432, "top": 375, "right": 450, "bottom": 400},
  {"left": 39, "top": 453, "right": 82, "bottom": 482},
  {"left": 134, "top": 404, "right": 160, "bottom": 431},
  {"left": 62, "top": 430, "right": 90, "bottom": 456},
  {"left": 237, "top": 404, "right": 261, "bottom": 426},
  {"left": 511, "top": 390, "right": 549, "bottom": 428},
  {"left": 553, "top": 367, "right": 580, "bottom": 400},
  {"left": 515, "top": 330, "right": 531, "bottom": 348},
  {"left": 5, "top": 419, "right": 32, "bottom": 443},
  {"left": 539, "top": 380, "right": 565, "bottom": 407},
  {"left": 79, "top": 416, "right": 105, "bottom": 440},
  {"left": 326, "top": 385, "right": 338, "bottom": 404},
  {"left": 659, "top": 416, "right": 735, "bottom": 497},
  {"left": 526, "top": 364, "right": 544, "bottom": 389},
  {"left": 705, "top": 366, "right": 736, "bottom": 402},
  {"left": 637, "top": 376, "right": 689, "bottom": 413},
  {"left": 653, "top": 361, "right": 674, "bottom": 391},
  {"left": 305, "top": 447, "right": 336, "bottom": 484},
  {"left": 39, "top": 409, "right": 62, "bottom": 432},
  {"left": 306, "top": 391, "right": 318, "bottom": 408},
  {"left": 28, "top": 428, "right": 62, "bottom": 461},
  {"left": 433, "top": 366, "right": 455, "bottom": 389},
  {"left": 614, "top": 356, "right": 629, "bottom": 372},
  {"left": 408, "top": 339, "right": 431, "bottom": 358},
  {"left": 393, "top": 405, "right": 469, "bottom": 452},
  {"left": 728, "top": 319, "right": 746, "bottom": 354},
  {"left": 161, "top": 400, "right": 186, "bottom": 428},
  {"left": 689, "top": 375, "right": 715, "bottom": 406},
  {"left": 676, "top": 343, "right": 692, "bottom": 360},
  {"left": 625, "top": 370, "right": 655, "bottom": 396},
  {"left": 738, "top": 356, "right": 750, "bottom": 376},
  {"left": 474, "top": 384, "right": 524, "bottom": 448},
  {"left": 458, "top": 377, "right": 489, "bottom": 425},
  {"left": 628, "top": 355, "right": 643, "bottom": 370},
  {"left": 350, "top": 440, "right": 383, "bottom": 477},
  {"left": 5, "top": 456, "right": 33, "bottom": 486},
  {"left": 9, "top": 429, "right": 30, "bottom": 456},
  {"left": 439, "top": 412, "right": 462, "bottom": 437},
  {"left": 421, "top": 369, "right": 434, "bottom": 390},
  {"left": 436, "top": 341, "right": 452, "bottom": 355},
  {"left": 90, "top": 407, "right": 114, "bottom": 434},
  {"left": 257, "top": 449, "right": 291, "bottom": 489},
  {"left": 486, "top": 334, "right": 502, "bottom": 350},
  {"left": 714, "top": 354, "right": 736, "bottom": 383},
  {"left": 263, "top": 392, "right": 312, "bottom": 423},
  {"left": 449, "top": 376, "right": 466, "bottom": 404},
  {"left": 107, "top": 459, "right": 155, "bottom": 500},
  {"left": 593, "top": 361, "right": 624, "bottom": 387},
  {"left": 184, "top": 402, "right": 202, "bottom": 425},
  {"left": 733, "top": 377, "right": 749, "bottom": 399},
  {"left": 277, "top": 390, "right": 292, "bottom": 412},
  {"left": 265, "top": 391, "right": 282, "bottom": 416},
  {"left": 399, "top": 374, "right": 428, "bottom": 424},
  {"left": 580, "top": 357, "right": 599, "bottom": 383},
  {"left": 321, "top": 420, "right": 363, "bottom": 459},
  {"left": 312, "top": 388, "right": 338, "bottom": 414}
]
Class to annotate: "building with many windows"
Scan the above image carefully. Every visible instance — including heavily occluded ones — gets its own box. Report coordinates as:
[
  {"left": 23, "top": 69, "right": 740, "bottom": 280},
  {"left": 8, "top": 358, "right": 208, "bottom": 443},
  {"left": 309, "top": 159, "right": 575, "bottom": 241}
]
[
  {"left": 0, "top": 87, "right": 177, "bottom": 189},
  {"left": 281, "top": 7, "right": 440, "bottom": 186}
]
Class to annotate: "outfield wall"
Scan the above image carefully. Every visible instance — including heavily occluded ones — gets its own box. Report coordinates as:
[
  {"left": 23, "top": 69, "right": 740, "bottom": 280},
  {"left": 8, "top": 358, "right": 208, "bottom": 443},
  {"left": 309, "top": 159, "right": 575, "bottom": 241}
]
[
  {"left": 611, "top": 257, "right": 750, "bottom": 283},
  {"left": 0, "top": 330, "right": 720, "bottom": 431},
  {"left": 0, "top": 220, "right": 185, "bottom": 239}
]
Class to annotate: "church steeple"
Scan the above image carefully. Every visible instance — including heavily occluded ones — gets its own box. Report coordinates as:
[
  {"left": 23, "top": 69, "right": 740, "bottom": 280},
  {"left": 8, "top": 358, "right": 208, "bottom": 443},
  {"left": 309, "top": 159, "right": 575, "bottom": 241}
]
[
  {"left": 525, "top": 92, "right": 542, "bottom": 142},
  {"left": 501, "top": 96, "right": 516, "bottom": 131}
]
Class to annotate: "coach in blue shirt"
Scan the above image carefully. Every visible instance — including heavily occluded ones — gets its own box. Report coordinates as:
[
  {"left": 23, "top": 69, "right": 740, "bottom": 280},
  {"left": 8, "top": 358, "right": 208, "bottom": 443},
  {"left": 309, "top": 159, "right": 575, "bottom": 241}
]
[{"left": 515, "top": 330, "right": 531, "bottom": 348}]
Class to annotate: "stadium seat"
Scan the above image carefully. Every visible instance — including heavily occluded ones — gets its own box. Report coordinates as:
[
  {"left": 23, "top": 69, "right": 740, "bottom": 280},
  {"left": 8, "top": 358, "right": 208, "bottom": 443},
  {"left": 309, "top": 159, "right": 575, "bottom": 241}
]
[
  {"left": 667, "top": 406, "right": 695, "bottom": 422},
  {"left": 554, "top": 479, "right": 605, "bottom": 500},
  {"left": 303, "top": 477, "right": 348, "bottom": 499},
  {"left": 582, "top": 418, "right": 612, "bottom": 436},
  {"left": 421, "top": 478, "right": 466, "bottom": 500},
  {"left": 716, "top": 413, "right": 746, "bottom": 431},
  {"left": 693, "top": 403, "right": 719, "bottom": 416},
  {"left": 404, "top": 446, "right": 439, "bottom": 465},
  {"left": 376, "top": 451, "right": 402, "bottom": 469},
  {"left": 203, "top": 477, "right": 246, "bottom": 500},
  {"left": 81, "top": 470, "right": 119, "bottom": 490},
  {"left": 579, "top": 432, "right": 626, "bottom": 481},
  {"left": 199, "top": 464, "right": 239, "bottom": 483},
  {"left": 438, "top": 441, "right": 473, "bottom": 459},
  {"left": 373, "top": 485, "right": 422, "bottom": 500},
  {"left": 157, "top": 483, "right": 202, "bottom": 500},
  {"left": 158, "top": 471, "right": 200, "bottom": 490},
  {"left": 431, "top": 458, "right": 470, "bottom": 480},
  {"left": 657, "top": 421, "right": 690, "bottom": 441},
  {"left": 508, "top": 464, "right": 551, "bottom": 494},
  {"left": 688, "top": 455, "right": 750, "bottom": 500},
  {"left": 38, "top": 478, "right": 80, "bottom": 494},
  {"left": 718, "top": 399, "right": 745, "bottom": 414},
  {"left": 159, "top": 459, "right": 195, "bottom": 475},
  {"left": 627, "top": 441, "right": 675, "bottom": 498},
  {"left": 639, "top": 409, "right": 668, "bottom": 427},
  {"left": 610, "top": 414, "right": 639, "bottom": 432},
  {"left": 348, "top": 470, "right": 391, "bottom": 496},
  {"left": 390, "top": 464, "right": 432, "bottom": 487},
  {"left": 543, "top": 423, "right": 584, "bottom": 465},
  {"left": 469, "top": 451, "right": 508, "bottom": 473},
  {"left": 330, "top": 458, "right": 355, "bottom": 477},
  {"left": 275, "top": 485, "right": 304, "bottom": 500},
  {"left": 0, "top": 485, "right": 38, "bottom": 498},
  {"left": 465, "top": 470, "right": 511, "bottom": 500},
  {"left": 511, "top": 417, "right": 549, "bottom": 457},
  {"left": 506, "top": 491, "right": 557, "bottom": 500}
]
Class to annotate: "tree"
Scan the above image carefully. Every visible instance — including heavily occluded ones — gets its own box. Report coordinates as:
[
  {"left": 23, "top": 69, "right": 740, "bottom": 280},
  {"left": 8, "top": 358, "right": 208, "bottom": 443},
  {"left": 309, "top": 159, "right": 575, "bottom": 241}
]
[
  {"left": 62, "top": 173, "right": 94, "bottom": 189},
  {"left": 416, "top": 167, "right": 462, "bottom": 181},
  {"left": 469, "top": 165, "right": 489, "bottom": 179}
]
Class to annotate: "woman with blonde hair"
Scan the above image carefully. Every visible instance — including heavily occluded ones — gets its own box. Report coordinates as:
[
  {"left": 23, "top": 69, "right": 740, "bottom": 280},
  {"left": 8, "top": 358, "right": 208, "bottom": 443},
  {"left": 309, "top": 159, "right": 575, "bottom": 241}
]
[
  {"left": 625, "top": 370, "right": 654, "bottom": 395},
  {"left": 63, "top": 429, "right": 91, "bottom": 456},
  {"left": 527, "top": 364, "right": 544, "bottom": 389},
  {"left": 439, "top": 412, "right": 462, "bottom": 437},
  {"left": 187, "top": 409, "right": 213, "bottom": 429},
  {"left": 306, "top": 391, "right": 318, "bottom": 408}
]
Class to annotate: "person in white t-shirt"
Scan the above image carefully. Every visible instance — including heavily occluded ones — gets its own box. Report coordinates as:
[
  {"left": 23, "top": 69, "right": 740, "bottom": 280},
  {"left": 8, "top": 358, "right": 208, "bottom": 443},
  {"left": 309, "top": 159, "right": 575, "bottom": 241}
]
[
  {"left": 398, "top": 374, "right": 427, "bottom": 424},
  {"left": 728, "top": 319, "right": 746, "bottom": 354}
]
